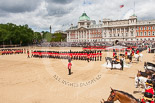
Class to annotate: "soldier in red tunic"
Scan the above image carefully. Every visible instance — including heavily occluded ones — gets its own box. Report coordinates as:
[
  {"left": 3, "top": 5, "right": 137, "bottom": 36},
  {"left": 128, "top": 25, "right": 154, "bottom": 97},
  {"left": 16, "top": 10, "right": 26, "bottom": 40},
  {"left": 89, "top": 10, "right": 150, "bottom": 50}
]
[
  {"left": 87, "top": 53, "right": 90, "bottom": 62},
  {"left": 141, "top": 92, "right": 154, "bottom": 103},
  {"left": 68, "top": 62, "right": 72, "bottom": 75},
  {"left": 136, "top": 49, "right": 139, "bottom": 55},
  {"left": 145, "top": 80, "right": 154, "bottom": 95}
]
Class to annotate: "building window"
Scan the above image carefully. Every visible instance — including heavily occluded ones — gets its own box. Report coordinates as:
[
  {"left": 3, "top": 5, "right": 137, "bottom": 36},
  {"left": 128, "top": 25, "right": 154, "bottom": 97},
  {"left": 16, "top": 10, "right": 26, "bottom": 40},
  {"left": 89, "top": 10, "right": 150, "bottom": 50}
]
[
  {"left": 141, "top": 32, "right": 143, "bottom": 36},
  {"left": 145, "top": 26, "right": 147, "bottom": 30},
  {"left": 137, "top": 27, "right": 139, "bottom": 30},
  {"left": 144, "top": 32, "right": 147, "bottom": 36},
  {"left": 153, "top": 26, "right": 155, "bottom": 30},
  {"left": 137, "top": 32, "right": 139, "bottom": 36},
  {"left": 153, "top": 32, "right": 155, "bottom": 36},
  {"left": 110, "top": 34, "right": 112, "bottom": 37},
  {"left": 118, "top": 34, "right": 119, "bottom": 37},
  {"left": 148, "top": 32, "right": 151, "bottom": 36},
  {"left": 126, "top": 33, "right": 128, "bottom": 36},
  {"left": 141, "top": 27, "right": 143, "bottom": 30},
  {"left": 149, "top": 26, "right": 151, "bottom": 30},
  {"left": 131, "top": 32, "right": 133, "bottom": 36}
]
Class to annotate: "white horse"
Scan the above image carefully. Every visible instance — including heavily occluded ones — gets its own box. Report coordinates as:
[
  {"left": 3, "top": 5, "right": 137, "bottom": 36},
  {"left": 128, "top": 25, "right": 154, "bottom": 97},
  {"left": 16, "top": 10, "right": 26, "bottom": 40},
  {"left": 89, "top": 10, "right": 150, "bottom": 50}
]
[
  {"left": 134, "top": 53, "right": 143, "bottom": 62},
  {"left": 135, "top": 76, "right": 147, "bottom": 90},
  {"left": 105, "top": 57, "right": 124, "bottom": 70},
  {"left": 135, "top": 76, "right": 148, "bottom": 93}
]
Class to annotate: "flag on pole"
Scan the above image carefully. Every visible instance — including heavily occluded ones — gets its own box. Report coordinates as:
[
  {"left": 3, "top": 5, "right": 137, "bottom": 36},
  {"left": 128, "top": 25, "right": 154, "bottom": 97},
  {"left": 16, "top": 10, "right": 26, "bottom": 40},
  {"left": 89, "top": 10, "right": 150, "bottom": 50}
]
[
  {"left": 120, "top": 5, "right": 124, "bottom": 8},
  {"left": 83, "top": 0, "right": 86, "bottom": 5}
]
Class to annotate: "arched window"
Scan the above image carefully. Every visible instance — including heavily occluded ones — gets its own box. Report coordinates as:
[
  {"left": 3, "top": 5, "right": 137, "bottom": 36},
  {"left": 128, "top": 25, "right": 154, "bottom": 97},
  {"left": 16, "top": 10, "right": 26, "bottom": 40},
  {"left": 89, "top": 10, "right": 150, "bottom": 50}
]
[
  {"left": 141, "top": 32, "right": 143, "bottom": 36},
  {"left": 148, "top": 32, "right": 151, "bottom": 36},
  {"left": 149, "top": 26, "right": 151, "bottom": 30},
  {"left": 145, "top": 26, "right": 147, "bottom": 30},
  {"left": 137, "top": 32, "right": 139, "bottom": 36},
  {"left": 144, "top": 32, "right": 147, "bottom": 36}
]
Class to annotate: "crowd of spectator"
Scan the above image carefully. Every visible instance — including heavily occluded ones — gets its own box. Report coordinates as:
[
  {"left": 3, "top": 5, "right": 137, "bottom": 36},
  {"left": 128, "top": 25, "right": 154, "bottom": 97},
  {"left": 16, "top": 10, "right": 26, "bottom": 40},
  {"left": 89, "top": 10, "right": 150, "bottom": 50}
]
[{"left": 38, "top": 41, "right": 155, "bottom": 48}]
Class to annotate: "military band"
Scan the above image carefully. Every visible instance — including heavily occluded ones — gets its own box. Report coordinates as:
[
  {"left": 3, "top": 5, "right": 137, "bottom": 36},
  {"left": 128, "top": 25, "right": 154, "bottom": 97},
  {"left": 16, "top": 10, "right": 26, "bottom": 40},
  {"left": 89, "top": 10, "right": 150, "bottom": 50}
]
[
  {"left": 31, "top": 50, "right": 102, "bottom": 61},
  {"left": 0, "top": 49, "right": 23, "bottom": 55}
]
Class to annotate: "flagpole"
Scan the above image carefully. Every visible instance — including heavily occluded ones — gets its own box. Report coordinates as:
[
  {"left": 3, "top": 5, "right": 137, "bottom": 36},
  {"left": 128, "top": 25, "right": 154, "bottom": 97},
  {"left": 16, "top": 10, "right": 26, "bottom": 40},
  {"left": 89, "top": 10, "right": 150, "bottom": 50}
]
[
  {"left": 119, "top": 5, "right": 124, "bottom": 20},
  {"left": 120, "top": 8, "right": 121, "bottom": 20},
  {"left": 134, "top": 0, "right": 135, "bottom": 15},
  {"left": 83, "top": 0, "right": 86, "bottom": 13}
]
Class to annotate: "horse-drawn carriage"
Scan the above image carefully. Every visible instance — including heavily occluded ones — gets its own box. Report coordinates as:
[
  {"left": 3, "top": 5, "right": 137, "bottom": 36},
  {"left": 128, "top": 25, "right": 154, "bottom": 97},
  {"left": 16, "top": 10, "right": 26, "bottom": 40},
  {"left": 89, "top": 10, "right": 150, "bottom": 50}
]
[
  {"left": 105, "top": 57, "right": 124, "bottom": 70},
  {"left": 144, "top": 62, "right": 155, "bottom": 71},
  {"left": 103, "top": 45, "right": 136, "bottom": 70}
]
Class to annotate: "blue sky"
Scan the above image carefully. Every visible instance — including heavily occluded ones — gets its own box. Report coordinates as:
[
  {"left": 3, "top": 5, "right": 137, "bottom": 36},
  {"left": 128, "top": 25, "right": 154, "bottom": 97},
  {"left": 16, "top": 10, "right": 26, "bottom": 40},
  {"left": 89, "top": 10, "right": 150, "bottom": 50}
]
[{"left": 0, "top": 0, "right": 154, "bottom": 32}]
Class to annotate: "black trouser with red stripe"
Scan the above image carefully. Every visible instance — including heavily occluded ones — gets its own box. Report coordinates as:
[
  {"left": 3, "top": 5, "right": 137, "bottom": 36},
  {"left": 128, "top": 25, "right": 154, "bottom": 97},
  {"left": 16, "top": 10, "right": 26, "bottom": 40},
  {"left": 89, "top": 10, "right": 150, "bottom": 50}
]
[
  {"left": 87, "top": 58, "right": 89, "bottom": 62},
  {"left": 68, "top": 69, "right": 71, "bottom": 75}
]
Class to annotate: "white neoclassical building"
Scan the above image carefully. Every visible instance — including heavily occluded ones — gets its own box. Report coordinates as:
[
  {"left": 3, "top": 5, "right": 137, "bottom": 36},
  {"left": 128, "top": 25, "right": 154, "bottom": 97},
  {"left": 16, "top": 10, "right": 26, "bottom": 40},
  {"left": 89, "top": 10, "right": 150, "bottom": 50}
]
[{"left": 66, "top": 13, "right": 155, "bottom": 42}]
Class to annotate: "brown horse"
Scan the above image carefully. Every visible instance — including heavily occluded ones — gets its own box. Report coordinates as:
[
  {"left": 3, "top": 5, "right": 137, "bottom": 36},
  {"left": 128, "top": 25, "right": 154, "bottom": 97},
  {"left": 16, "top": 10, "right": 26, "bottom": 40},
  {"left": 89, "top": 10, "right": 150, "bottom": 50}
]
[
  {"left": 101, "top": 88, "right": 139, "bottom": 103},
  {"left": 100, "top": 99, "right": 113, "bottom": 103},
  {"left": 145, "top": 69, "right": 155, "bottom": 75},
  {"left": 136, "top": 70, "right": 153, "bottom": 78}
]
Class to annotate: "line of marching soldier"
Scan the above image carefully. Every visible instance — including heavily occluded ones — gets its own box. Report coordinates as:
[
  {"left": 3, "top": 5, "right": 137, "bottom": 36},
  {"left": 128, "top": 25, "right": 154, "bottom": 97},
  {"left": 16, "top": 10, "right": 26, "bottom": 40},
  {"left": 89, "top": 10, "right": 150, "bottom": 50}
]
[
  {"left": 0, "top": 49, "right": 24, "bottom": 55},
  {"left": 31, "top": 50, "right": 102, "bottom": 61}
]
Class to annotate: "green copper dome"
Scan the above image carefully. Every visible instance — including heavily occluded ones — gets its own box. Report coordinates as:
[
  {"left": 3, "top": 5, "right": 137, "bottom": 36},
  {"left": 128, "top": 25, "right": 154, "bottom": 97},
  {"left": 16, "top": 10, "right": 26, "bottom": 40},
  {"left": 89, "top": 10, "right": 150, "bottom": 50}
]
[
  {"left": 79, "top": 13, "right": 90, "bottom": 21},
  {"left": 132, "top": 14, "right": 136, "bottom": 17}
]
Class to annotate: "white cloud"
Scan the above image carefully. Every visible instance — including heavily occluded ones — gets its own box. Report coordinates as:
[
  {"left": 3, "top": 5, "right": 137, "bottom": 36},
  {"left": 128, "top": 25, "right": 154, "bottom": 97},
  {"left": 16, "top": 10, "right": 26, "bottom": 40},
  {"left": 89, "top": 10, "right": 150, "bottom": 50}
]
[{"left": 0, "top": 0, "right": 154, "bottom": 32}]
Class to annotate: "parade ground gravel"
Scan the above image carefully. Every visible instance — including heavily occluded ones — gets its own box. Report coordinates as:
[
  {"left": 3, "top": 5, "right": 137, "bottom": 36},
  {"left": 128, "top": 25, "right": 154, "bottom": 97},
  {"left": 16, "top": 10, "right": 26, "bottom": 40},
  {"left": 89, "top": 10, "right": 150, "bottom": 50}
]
[{"left": 0, "top": 47, "right": 154, "bottom": 103}]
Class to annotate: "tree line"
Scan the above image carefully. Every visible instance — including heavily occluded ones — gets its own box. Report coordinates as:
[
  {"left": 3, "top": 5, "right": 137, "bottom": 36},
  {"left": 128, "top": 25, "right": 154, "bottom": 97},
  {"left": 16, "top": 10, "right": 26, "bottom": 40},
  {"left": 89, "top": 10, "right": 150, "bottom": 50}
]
[
  {"left": 0, "top": 23, "right": 67, "bottom": 46},
  {"left": 42, "top": 31, "right": 66, "bottom": 42},
  {"left": 0, "top": 23, "right": 42, "bottom": 45}
]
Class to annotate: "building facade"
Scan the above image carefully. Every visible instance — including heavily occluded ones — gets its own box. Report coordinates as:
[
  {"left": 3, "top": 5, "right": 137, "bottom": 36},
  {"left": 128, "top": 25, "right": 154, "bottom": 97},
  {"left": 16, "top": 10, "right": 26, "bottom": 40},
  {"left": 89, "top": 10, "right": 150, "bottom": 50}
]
[{"left": 66, "top": 13, "right": 155, "bottom": 42}]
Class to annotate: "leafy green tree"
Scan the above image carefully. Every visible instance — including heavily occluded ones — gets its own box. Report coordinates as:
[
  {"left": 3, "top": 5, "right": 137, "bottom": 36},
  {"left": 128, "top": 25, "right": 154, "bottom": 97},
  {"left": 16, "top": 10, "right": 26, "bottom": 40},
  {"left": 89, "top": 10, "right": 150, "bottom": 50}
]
[
  {"left": 51, "top": 33, "right": 66, "bottom": 42},
  {"left": 0, "top": 23, "right": 42, "bottom": 46}
]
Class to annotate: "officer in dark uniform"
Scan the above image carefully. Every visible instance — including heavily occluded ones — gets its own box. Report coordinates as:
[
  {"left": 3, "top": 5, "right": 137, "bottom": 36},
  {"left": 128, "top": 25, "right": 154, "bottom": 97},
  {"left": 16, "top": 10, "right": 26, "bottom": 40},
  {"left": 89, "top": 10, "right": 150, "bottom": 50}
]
[
  {"left": 27, "top": 50, "right": 30, "bottom": 58},
  {"left": 100, "top": 51, "right": 102, "bottom": 61}
]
